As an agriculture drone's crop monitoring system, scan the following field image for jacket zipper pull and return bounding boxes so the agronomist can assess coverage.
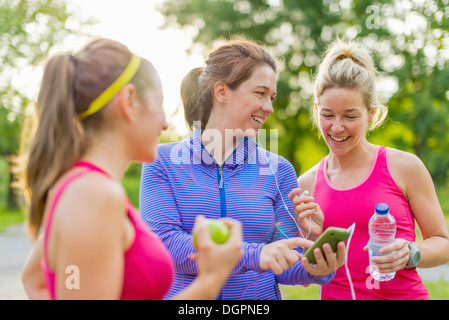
[218,165,224,189]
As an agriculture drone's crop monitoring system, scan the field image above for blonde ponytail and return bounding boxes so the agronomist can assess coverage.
[313,40,388,131]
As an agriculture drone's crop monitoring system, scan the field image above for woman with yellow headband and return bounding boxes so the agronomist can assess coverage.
[19,38,242,299]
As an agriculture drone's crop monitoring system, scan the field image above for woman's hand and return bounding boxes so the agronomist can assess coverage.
[363,238,410,273]
[302,241,346,276]
[259,237,345,276]
[191,216,243,282]
[173,216,243,300]
[259,237,314,275]
[288,187,324,241]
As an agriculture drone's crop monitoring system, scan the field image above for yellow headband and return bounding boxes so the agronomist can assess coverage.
[79,54,142,119]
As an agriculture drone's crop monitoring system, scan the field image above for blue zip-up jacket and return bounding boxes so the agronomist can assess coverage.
[139,130,334,299]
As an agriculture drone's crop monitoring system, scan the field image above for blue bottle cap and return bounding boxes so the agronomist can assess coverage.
[375,203,389,214]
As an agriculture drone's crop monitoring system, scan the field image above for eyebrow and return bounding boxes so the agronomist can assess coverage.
[319,107,361,113]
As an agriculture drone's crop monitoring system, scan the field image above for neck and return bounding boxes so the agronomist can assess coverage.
[81,132,131,181]
[202,123,245,165]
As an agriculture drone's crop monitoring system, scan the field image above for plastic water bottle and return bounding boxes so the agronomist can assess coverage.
[368,203,396,281]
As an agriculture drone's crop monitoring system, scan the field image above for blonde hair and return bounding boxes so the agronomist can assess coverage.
[313,40,388,131]
[19,38,153,239]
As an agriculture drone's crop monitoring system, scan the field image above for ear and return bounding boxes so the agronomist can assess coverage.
[368,106,376,123]
[117,84,139,122]
[213,80,229,105]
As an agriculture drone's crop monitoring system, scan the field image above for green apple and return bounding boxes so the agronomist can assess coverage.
[193,219,231,249]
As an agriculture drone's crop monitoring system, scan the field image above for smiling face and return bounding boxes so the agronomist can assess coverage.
[317,87,373,156]
[224,63,277,137]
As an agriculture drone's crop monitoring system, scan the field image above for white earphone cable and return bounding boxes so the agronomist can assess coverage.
[257,142,311,239]
[345,223,356,300]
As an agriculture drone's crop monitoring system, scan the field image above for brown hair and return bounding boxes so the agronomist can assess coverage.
[180,67,203,131]
[20,38,154,239]
[313,40,388,132]
[181,39,277,130]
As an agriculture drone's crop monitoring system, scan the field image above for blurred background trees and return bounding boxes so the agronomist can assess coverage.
[1,0,449,210]
[0,0,91,209]
[157,0,449,193]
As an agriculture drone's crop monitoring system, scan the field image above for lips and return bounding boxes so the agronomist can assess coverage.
[330,135,349,142]
[251,115,264,124]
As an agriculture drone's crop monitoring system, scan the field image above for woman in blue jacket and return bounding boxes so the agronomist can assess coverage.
[139,39,345,300]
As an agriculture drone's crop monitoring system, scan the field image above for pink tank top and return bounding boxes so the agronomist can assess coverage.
[41,161,174,299]
[314,146,429,300]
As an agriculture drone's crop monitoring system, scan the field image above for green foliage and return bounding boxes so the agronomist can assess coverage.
[0,0,90,208]
[0,207,24,233]
[157,0,449,185]
[0,157,8,208]
[437,184,449,216]
[122,162,143,209]
[0,0,84,155]
[1,0,72,67]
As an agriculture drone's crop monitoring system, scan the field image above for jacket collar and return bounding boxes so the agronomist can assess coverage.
[188,129,259,168]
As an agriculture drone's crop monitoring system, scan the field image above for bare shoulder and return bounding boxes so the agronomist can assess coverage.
[55,172,127,233]
[388,148,430,193]
[297,163,319,195]
[46,170,128,274]
[388,148,427,175]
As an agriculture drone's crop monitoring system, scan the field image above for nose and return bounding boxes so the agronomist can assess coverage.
[331,118,344,133]
[160,111,168,131]
[262,99,274,115]
[162,120,169,131]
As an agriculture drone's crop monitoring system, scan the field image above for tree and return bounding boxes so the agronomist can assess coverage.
[157,0,449,186]
[0,0,91,208]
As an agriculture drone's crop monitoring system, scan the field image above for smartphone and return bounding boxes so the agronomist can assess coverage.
[303,227,350,264]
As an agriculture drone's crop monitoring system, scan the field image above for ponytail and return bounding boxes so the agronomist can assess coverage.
[22,53,83,239]
[180,67,203,132]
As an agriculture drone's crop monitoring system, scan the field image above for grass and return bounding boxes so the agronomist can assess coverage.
[0,207,25,233]
[280,280,449,300]
[280,284,321,300]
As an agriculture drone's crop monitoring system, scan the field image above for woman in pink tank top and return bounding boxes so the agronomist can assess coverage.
[290,40,449,300]
[19,38,242,300]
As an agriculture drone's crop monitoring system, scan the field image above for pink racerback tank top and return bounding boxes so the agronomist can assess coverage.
[314,146,429,300]
[41,161,174,299]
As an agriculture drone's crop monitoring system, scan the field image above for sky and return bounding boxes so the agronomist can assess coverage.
[65,0,204,136]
